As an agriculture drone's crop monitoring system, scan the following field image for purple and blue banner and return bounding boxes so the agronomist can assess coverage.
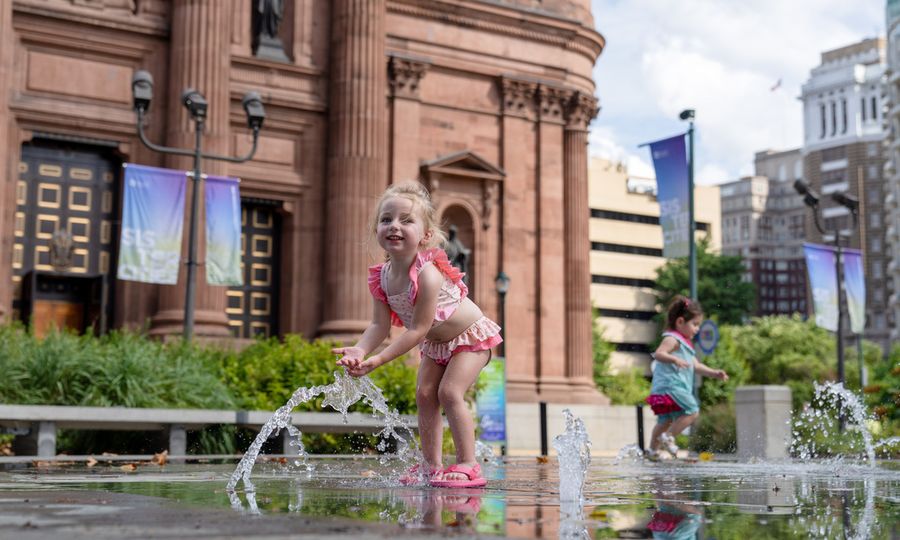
[842,248,866,334]
[647,134,690,258]
[803,243,838,332]
[205,176,243,286]
[477,357,506,443]
[117,164,187,284]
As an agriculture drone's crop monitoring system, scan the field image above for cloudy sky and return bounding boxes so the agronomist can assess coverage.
[588,0,885,184]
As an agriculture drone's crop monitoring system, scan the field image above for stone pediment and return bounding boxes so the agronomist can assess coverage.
[420,151,505,181]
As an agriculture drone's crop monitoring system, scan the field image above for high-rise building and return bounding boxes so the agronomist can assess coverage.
[800,37,892,351]
[589,158,721,373]
[720,149,808,316]
[883,1,900,345]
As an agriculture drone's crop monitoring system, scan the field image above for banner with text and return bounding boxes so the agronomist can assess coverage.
[476,357,506,444]
[205,175,243,286]
[117,164,186,284]
[647,134,690,258]
[803,243,838,332]
[842,248,866,334]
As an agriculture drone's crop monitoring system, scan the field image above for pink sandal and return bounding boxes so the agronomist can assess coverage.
[399,463,441,485]
[430,463,487,488]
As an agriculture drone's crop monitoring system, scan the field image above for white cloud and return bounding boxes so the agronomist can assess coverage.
[589,0,883,183]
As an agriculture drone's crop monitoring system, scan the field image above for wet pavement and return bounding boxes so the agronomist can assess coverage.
[1,455,899,539]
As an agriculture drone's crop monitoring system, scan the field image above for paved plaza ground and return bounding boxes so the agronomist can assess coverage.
[1,455,898,539]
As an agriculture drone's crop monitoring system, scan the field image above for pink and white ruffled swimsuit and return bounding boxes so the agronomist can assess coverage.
[367,248,503,365]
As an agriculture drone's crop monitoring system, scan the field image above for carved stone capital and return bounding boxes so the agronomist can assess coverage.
[389,57,429,99]
[566,92,600,130]
[499,78,538,119]
[538,86,573,124]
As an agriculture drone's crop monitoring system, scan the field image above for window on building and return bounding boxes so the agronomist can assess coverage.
[868,143,879,157]
[831,101,837,136]
[869,187,881,203]
[871,237,882,253]
[841,98,847,133]
[867,164,879,180]
[872,96,878,120]
[820,103,827,138]
[861,97,867,121]
[870,212,881,228]
[873,263,883,278]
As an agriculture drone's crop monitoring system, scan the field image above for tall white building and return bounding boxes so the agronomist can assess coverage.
[884,1,900,345]
[800,37,892,352]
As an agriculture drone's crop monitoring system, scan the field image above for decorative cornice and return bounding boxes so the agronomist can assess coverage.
[565,92,599,130]
[388,56,430,99]
[388,0,604,63]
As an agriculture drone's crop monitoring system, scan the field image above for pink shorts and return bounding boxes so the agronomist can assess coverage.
[420,316,503,365]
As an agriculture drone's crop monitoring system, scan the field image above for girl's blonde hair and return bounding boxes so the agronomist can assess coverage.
[371,181,447,252]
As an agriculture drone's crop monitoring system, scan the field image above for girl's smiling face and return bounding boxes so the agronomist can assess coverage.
[675,314,703,340]
[376,196,430,256]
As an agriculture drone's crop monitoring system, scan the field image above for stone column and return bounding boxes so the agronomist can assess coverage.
[151,0,232,337]
[498,78,540,402]
[535,85,570,400]
[563,92,604,402]
[318,0,387,340]
[388,55,428,183]
[0,0,13,318]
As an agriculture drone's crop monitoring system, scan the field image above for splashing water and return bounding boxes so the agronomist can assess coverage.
[226,369,419,493]
[790,381,876,465]
[553,409,591,504]
[614,444,645,464]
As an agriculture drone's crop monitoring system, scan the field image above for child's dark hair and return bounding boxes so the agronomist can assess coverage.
[666,295,703,329]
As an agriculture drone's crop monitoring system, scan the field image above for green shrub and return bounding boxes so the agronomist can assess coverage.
[596,369,651,406]
[0,323,233,409]
[690,402,736,453]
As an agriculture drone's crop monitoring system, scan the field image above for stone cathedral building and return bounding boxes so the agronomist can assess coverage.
[0,0,605,404]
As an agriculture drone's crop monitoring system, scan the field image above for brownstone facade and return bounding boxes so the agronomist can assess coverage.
[0,0,605,404]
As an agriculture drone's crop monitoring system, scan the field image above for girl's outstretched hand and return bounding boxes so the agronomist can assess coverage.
[344,357,380,378]
[333,346,365,370]
[715,369,729,381]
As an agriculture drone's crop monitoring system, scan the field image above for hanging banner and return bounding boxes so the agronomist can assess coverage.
[117,164,187,284]
[842,248,866,334]
[647,134,690,258]
[803,243,838,332]
[205,175,243,286]
[476,357,506,444]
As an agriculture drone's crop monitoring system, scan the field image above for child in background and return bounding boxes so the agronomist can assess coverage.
[334,182,502,487]
[645,296,728,459]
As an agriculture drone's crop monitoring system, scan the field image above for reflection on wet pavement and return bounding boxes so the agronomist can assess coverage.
[2,456,899,538]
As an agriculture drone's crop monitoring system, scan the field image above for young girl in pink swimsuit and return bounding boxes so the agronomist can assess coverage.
[335,182,502,488]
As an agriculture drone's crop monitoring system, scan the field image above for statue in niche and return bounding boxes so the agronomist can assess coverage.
[252,0,290,62]
[443,225,471,280]
[50,228,74,270]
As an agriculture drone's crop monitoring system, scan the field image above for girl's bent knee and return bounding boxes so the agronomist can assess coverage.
[416,386,439,406]
[437,385,465,408]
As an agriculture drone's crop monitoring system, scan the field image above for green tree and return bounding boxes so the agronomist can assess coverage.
[592,309,650,405]
[653,237,755,325]
[728,315,835,408]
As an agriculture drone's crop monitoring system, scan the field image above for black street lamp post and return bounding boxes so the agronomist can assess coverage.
[131,70,266,340]
[495,271,510,357]
[679,109,697,301]
[793,179,860,387]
